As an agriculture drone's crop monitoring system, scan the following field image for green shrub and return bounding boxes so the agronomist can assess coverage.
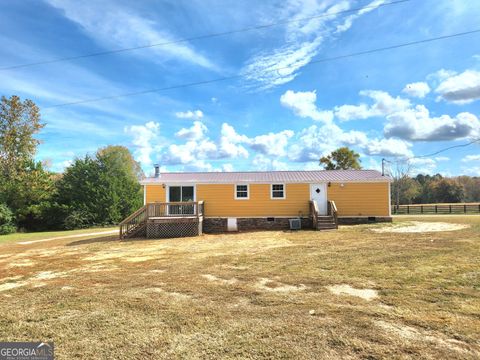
[63,210,91,230]
[0,203,16,235]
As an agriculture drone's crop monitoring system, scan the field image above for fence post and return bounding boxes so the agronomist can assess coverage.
[407,205,409,214]
[449,205,452,213]
[464,204,467,213]
[435,205,437,214]
[421,205,423,214]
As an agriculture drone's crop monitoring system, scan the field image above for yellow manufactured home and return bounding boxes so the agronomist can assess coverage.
[119,169,392,239]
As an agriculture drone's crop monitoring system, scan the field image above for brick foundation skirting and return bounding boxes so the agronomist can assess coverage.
[338,216,392,225]
[203,217,312,233]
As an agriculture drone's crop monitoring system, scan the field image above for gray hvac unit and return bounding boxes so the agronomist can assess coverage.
[289,218,301,230]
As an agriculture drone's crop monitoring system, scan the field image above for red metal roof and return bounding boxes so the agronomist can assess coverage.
[141,170,391,184]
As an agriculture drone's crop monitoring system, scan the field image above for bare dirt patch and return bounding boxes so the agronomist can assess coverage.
[327,284,378,301]
[125,255,156,262]
[201,274,238,285]
[6,259,35,268]
[255,278,307,293]
[0,281,28,292]
[372,221,469,233]
[34,271,69,280]
[376,320,475,354]
[144,287,192,300]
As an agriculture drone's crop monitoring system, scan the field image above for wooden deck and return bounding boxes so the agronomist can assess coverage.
[119,202,204,239]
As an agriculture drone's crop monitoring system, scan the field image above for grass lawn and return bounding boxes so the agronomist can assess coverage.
[0,216,479,359]
[0,226,118,245]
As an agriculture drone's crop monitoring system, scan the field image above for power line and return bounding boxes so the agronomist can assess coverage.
[384,138,480,167]
[43,29,480,109]
[0,0,412,71]
[409,138,480,160]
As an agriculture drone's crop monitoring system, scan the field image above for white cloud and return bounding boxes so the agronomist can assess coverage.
[124,121,160,166]
[435,70,480,104]
[364,138,413,158]
[222,163,234,172]
[163,122,217,165]
[175,121,208,140]
[163,139,217,165]
[409,158,437,175]
[252,154,289,171]
[461,166,480,176]
[427,69,457,83]
[250,130,294,156]
[218,123,250,158]
[288,123,368,162]
[402,82,431,98]
[45,0,216,70]
[384,105,480,141]
[335,90,410,121]
[242,0,385,88]
[182,160,215,172]
[175,110,204,120]
[435,156,450,162]
[280,90,333,123]
[461,154,480,162]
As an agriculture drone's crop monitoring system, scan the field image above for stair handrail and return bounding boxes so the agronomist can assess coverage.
[328,200,338,229]
[310,200,319,229]
[119,205,148,239]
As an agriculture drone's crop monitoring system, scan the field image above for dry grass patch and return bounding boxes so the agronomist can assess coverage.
[327,284,378,301]
[0,215,479,359]
[372,220,470,233]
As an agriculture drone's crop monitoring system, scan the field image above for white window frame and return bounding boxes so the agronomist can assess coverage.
[234,184,249,200]
[271,183,286,200]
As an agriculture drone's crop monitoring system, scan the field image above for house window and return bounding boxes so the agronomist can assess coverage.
[235,184,249,199]
[271,184,285,199]
[169,186,194,202]
[168,186,195,215]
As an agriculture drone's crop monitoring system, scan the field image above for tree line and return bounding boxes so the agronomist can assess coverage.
[0,96,143,234]
[319,147,480,206]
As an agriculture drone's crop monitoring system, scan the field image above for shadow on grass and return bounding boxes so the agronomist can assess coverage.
[67,235,119,246]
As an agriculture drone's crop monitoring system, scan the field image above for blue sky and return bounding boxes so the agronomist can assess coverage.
[1,0,480,176]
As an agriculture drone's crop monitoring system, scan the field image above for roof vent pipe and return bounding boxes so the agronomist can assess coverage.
[154,164,160,178]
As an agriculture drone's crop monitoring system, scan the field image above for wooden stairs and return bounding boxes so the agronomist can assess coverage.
[315,215,337,230]
[310,200,338,231]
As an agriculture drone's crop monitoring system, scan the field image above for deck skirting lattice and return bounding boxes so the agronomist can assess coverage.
[146,218,202,239]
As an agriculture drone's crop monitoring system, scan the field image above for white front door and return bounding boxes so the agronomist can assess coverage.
[310,183,327,215]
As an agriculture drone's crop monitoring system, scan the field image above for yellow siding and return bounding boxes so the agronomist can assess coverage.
[327,182,390,216]
[145,185,166,203]
[144,182,390,217]
[197,183,310,217]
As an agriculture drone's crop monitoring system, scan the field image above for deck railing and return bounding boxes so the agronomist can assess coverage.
[327,200,339,229]
[119,201,204,239]
[146,201,204,217]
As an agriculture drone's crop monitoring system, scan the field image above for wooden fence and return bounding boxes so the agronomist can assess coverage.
[393,203,480,215]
